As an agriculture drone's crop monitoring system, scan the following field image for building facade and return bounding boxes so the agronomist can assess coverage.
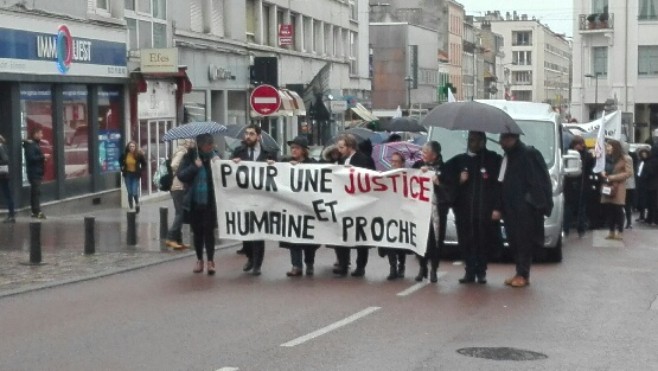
[572,0,658,142]
[478,11,571,111]
[0,2,128,212]
[445,0,464,101]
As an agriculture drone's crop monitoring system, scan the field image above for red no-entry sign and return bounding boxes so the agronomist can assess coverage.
[250,84,281,116]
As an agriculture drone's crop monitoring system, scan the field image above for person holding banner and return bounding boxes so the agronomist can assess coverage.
[412,141,451,283]
[177,134,220,275]
[333,133,377,277]
[600,140,632,240]
[379,152,409,280]
[231,124,278,276]
[279,135,321,277]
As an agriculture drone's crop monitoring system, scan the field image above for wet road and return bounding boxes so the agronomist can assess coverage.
[1,227,658,370]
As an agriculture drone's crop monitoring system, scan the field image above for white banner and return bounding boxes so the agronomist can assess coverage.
[212,161,433,255]
[565,110,622,139]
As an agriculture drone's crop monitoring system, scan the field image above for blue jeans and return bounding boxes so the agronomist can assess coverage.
[124,173,140,197]
[0,179,15,217]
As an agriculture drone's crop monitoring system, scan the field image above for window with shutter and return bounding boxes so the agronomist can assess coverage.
[190,0,203,33]
[211,0,225,37]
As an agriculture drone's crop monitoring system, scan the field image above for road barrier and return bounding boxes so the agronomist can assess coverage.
[159,207,168,240]
[84,217,95,255]
[29,222,41,264]
[127,211,137,246]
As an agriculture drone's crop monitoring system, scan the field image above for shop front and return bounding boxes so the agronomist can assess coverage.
[0,10,128,212]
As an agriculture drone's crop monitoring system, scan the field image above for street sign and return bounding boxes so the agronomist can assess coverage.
[250,84,281,116]
[330,100,348,112]
[279,24,293,46]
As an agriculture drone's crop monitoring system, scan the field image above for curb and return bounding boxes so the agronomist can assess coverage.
[0,241,241,300]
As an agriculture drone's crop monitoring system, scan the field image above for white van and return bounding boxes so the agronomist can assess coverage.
[427,100,582,262]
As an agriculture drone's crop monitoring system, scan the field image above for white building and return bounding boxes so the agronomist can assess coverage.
[477,11,571,110]
[572,0,658,142]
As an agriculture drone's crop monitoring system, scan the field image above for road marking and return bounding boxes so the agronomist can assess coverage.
[216,368,239,371]
[651,296,658,311]
[396,272,447,297]
[281,306,381,347]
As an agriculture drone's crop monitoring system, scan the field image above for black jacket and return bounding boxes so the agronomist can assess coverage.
[177,149,219,226]
[0,143,9,180]
[341,151,376,170]
[500,141,553,218]
[231,143,278,162]
[119,151,147,176]
[445,149,502,221]
[23,140,45,182]
[412,159,452,206]
[564,149,595,203]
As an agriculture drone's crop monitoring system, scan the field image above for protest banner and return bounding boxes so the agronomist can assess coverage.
[211,160,434,256]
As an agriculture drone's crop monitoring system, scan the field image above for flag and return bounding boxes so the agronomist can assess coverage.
[592,113,607,174]
[392,105,402,119]
[448,88,456,103]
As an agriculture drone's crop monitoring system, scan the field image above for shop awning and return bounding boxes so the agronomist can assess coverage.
[282,89,307,116]
[350,103,379,122]
[132,66,192,93]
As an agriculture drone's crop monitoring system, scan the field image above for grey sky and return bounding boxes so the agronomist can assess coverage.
[458,0,574,37]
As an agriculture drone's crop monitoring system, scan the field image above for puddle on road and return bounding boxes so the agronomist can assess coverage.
[457,347,548,361]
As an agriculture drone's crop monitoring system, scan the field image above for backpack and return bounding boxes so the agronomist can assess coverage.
[154,158,174,191]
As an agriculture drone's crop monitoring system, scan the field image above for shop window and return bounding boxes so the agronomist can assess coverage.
[98,86,123,173]
[20,85,55,185]
[125,0,135,11]
[62,85,89,179]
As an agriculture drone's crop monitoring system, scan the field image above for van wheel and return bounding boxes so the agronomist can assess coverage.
[546,237,563,263]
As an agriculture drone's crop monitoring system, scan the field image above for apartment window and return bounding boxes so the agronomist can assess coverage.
[245,0,256,42]
[333,27,340,56]
[513,91,532,101]
[639,46,658,75]
[639,0,658,20]
[211,0,225,37]
[349,0,358,21]
[512,31,532,46]
[126,0,168,50]
[97,0,109,10]
[324,24,332,55]
[314,21,322,53]
[592,47,607,76]
[512,71,532,84]
[512,51,532,65]
[263,5,272,46]
[349,31,358,75]
[304,17,312,52]
[592,0,608,13]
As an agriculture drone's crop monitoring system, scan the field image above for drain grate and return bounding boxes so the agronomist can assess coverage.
[457,347,548,361]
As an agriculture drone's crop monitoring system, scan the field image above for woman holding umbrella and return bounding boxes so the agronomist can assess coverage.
[412,141,451,283]
[177,133,221,275]
[279,136,321,276]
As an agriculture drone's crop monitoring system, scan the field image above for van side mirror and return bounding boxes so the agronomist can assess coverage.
[563,149,582,177]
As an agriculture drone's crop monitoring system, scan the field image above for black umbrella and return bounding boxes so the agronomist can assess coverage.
[380,117,427,133]
[222,124,281,151]
[421,101,524,135]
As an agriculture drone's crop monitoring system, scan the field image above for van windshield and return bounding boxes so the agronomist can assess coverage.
[427,120,556,168]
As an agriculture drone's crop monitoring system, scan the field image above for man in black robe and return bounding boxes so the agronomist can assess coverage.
[445,131,502,284]
[496,133,552,288]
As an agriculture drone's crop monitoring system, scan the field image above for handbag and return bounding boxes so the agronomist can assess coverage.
[601,182,617,197]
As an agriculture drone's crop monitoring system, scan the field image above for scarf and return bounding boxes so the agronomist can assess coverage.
[193,151,214,206]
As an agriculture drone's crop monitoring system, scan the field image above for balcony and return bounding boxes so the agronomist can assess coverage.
[579,13,614,32]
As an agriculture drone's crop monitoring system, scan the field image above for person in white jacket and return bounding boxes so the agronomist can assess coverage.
[165,139,194,249]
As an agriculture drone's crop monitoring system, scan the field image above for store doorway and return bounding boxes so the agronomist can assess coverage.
[138,119,173,197]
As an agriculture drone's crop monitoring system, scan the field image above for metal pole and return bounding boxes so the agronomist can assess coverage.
[29,222,42,264]
[159,207,168,240]
[127,211,137,246]
[84,217,95,255]
[595,74,599,117]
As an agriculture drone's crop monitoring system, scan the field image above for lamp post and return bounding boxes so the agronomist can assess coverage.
[404,76,413,110]
[585,72,601,118]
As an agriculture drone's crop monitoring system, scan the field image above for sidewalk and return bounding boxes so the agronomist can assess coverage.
[0,198,239,298]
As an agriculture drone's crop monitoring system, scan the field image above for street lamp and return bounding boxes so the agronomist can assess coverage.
[585,72,601,118]
[404,76,413,110]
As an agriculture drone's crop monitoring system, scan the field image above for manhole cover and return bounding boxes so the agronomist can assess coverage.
[457,347,548,361]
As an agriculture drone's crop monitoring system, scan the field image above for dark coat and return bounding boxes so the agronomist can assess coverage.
[0,143,9,180]
[279,156,321,249]
[23,140,45,182]
[412,159,452,207]
[445,149,502,221]
[500,141,553,218]
[564,149,595,204]
[177,150,220,226]
[342,151,376,170]
[642,145,658,191]
[119,151,147,176]
[231,143,278,162]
